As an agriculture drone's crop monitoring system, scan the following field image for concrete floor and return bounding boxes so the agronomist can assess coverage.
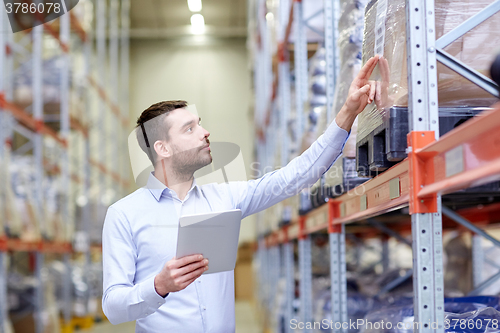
[79,300,262,333]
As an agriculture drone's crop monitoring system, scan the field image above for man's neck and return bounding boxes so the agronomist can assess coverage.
[153,162,194,201]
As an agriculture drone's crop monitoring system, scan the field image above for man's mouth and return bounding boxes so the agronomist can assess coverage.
[201,144,210,151]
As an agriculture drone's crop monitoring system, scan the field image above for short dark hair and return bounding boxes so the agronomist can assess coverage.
[135,100,188,164]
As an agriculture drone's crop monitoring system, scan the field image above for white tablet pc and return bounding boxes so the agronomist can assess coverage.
[175,209,242,274]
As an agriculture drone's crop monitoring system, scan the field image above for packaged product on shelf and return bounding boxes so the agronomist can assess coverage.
[301,47,328,153]
[443,232,472,296]
[358,0,500,143]
[360,297,500,333]
[326,0,368,192]
[13,56,73,107]
[311,234,330,275]
[476,231,500,295]
[332,0,368,153]
[48,260,103,318]
[8,156,42,240]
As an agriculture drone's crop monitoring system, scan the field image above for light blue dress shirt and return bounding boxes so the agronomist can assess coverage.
[102,120,349,332]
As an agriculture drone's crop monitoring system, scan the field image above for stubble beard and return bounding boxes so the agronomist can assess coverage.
[171,146,212,181]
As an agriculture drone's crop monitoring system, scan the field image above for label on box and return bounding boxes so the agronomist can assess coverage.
[374,0,388,56]
[389,178,400,199]
[360,194,367,211]
[445,145,464,178]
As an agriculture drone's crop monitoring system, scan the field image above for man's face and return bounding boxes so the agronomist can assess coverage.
[163,108,212,173]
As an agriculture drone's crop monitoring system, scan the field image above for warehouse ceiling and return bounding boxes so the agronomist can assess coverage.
[129,0,248,39]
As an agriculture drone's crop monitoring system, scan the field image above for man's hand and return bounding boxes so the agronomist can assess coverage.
[335,55,379,132]
[154,254,209,297]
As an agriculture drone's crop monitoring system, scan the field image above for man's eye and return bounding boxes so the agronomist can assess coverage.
[187,127,192,132]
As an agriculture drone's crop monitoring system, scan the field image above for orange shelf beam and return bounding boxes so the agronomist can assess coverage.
[416,106,500,198]
[0,94,67,147]
[87,76,129,127]
[0,237,72,253]
[263,104,500,246]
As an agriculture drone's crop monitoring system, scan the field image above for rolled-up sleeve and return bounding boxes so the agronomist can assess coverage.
[228,119,350,219]
[102,206,167,325]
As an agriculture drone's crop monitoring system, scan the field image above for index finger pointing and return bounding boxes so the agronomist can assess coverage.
[358,55,380,80]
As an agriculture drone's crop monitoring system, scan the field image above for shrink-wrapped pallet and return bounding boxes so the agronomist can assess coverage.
[358,0,500,142]
[331,0,368,157]
[301,47,328,153]
[325,0,369,193]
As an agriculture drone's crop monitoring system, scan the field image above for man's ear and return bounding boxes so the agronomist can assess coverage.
[154,140,171,160]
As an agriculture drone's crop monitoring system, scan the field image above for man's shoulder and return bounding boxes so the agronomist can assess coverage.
[108,187,149,213]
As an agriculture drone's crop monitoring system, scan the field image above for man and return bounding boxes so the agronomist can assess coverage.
[102,56,379,332]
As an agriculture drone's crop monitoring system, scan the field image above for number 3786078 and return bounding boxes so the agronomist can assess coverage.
[5,2,62,14]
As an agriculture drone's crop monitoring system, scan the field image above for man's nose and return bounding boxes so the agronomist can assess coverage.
[202,127,210,139]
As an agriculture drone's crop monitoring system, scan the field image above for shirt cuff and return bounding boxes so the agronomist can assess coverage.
[319,118,350,150]
[139,275,168,311]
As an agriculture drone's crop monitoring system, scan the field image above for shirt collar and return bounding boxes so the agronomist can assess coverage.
[146,172,200,202]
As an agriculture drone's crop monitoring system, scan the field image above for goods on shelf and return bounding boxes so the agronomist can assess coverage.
[356,106,491,175]
[48,260,102,318]
[324,156,368,198]
[7,155,42,239]
[13,56,73,106]
[331,0,368,157]
[357,0,500,170]
[75,199,107,244]
[360,297,500,333]
[301,47,327,153]
[6,154,69,241]
[325,0,369,194]
[361,0,500,121]
[7,269,60,333]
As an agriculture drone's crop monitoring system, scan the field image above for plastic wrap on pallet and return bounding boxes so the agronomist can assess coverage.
[48,260,102,318]
[8,154,69,241]
[358,0,500,142]
[477,237,500,296]
[13,56,73,105]
[301,47,328,153]
[360,297,500,333]
[311,278,379,333]
[444,232,472,296]
[8,156,41,239]
[7,270,60,332]
[332,0,368,158]
[324,0,368,195]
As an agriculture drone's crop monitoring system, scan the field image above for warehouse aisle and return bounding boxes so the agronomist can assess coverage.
[78,301,262,332]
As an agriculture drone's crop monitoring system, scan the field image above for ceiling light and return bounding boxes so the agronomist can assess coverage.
[188,0,202,12]
[190,14,205,34]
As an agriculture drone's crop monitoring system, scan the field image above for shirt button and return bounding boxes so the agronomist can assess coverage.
[198,280,201,283]
[158,302,162,305]
[203,307,206,310]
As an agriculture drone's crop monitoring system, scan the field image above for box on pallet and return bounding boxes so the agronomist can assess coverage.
[356,0,500,175]
[360,0,500,140]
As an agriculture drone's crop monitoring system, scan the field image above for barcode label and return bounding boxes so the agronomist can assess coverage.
[374,0,388,57]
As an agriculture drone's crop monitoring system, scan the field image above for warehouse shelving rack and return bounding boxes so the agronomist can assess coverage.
[0,1,130,332]
[253,0,500,332]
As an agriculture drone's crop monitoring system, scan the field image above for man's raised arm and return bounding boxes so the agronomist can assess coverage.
[226,56,379,219]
